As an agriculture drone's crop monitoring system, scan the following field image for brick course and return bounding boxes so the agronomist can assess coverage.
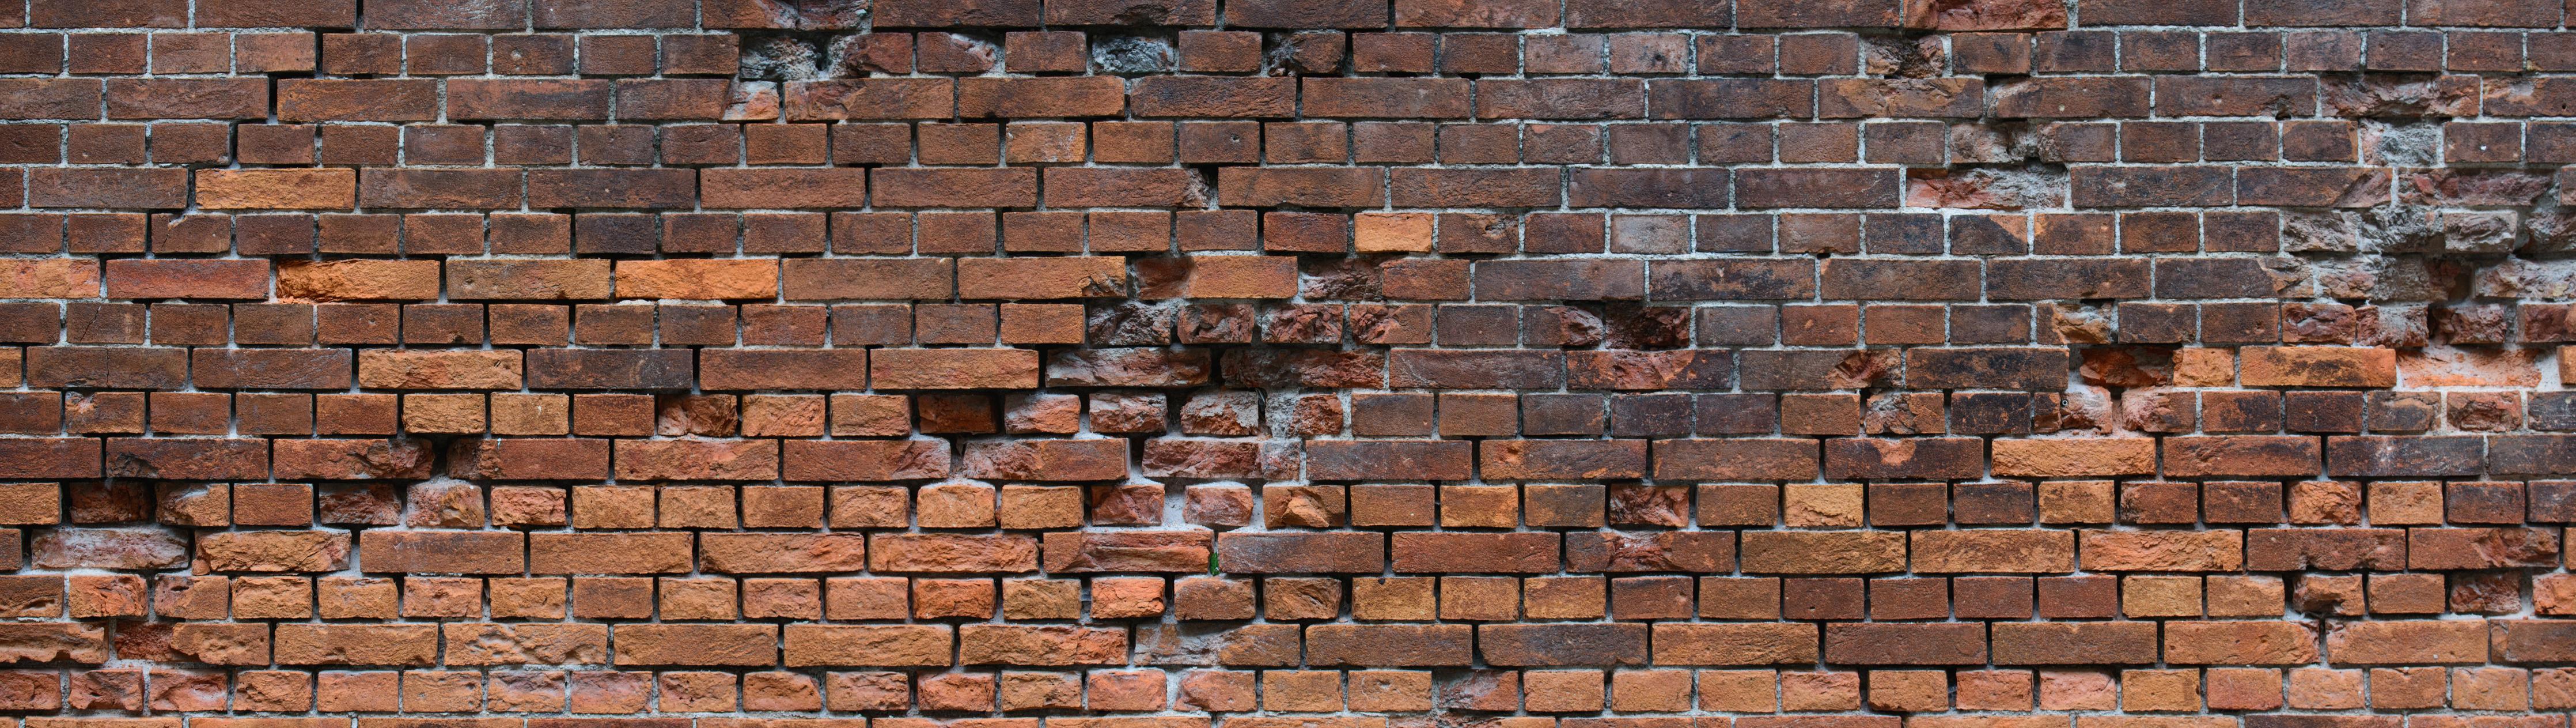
[0,0,2569,725]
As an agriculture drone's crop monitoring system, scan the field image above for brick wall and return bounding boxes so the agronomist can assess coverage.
[0,0,2571,726]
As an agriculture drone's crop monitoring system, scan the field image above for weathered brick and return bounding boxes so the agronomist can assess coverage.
[30,168,185,208]
[2240,346,2396,387]
[446,259,612,300]
[1130,77,1295,118]
[1911,530,2075,572]
[526,169,697,209]
[1740,531,1905,573]
[615,259,778,300]
[1653,439,1820,480]
[785,78,957,120]
[529,532,692,574]
[956,257,1126,299]
[0,5,2563,721]
[1649,623,1819,665]
[2242,528,2405,571]
[1480,439,1648,480]
[783,625,952,666]
[1824,437,1984,480]
[1990,622,2158,665]
[1477,79,1647,119]
[2079,529,2244,571]
[1226,0,1387,27]
[2320,621,2486,664]
[700,533,868,573]
[105,438,266,480]
[1216,532,1387,573]
[1479,623,1647,666]
[274,439,435,480]
[782,259,955,300]
[1824,623,1988,665]
[1218,167,1384,208]
[958,625,1127,665]
[870,533,1039,572]
[525,349,693,389]
[874,349,1040,389]
[1041,530,1211,572]
[2492,620,2576,662]
[781,440,951,481]
[871,168,1038,208]
[2325,435,2484,477]
[1738,169,1903,209]
[194,169,354,210]
[449,438,611,480]
[359,168,524,209]
[1388,350,1564,389]
[1044,168,1206,208]
[1990,77,2153,118]
[0,259,96,298]
[700,168,869,209]
[278,80,441,121]
[1391,168,1562,208]
[1306,624,1471,666]
[2165,622,2318,665]
[357,350,523,390]
[103,259,268,300]
[104,78,268,119]
[1306,440,1473,480]
[273,624,436,666]
[2163,436,2323,478]
[1392,533,1558,573]
[441,623,606,666]
[701,350,869,391]
[612,624,778,666]
[358,531,524,574]
[447,79,612,120]
[615,439,780,481]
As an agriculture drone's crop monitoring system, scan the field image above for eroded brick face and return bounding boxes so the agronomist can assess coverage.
[0,0,2572,726]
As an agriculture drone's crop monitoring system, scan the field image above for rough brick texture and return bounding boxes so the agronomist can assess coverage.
[1,0,2575,726]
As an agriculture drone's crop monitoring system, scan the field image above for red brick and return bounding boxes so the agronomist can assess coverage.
[194,169,354,210]
[1990,622,2158,665]
[870,534,1039,573]
[529,532,691,574]
[1649,623,1819,665]
[2321,621,2486,664]
[611,624,776,666]
[0,6,2561,719]
[783,625,951,666]
[700,168,868,209]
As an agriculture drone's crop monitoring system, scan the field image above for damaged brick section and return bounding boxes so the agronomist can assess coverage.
[3,0,2576,725]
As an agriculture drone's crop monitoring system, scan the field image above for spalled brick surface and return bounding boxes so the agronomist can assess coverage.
[5,0,2576,726]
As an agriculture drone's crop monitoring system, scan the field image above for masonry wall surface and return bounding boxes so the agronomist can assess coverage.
[0,0,2568,727]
